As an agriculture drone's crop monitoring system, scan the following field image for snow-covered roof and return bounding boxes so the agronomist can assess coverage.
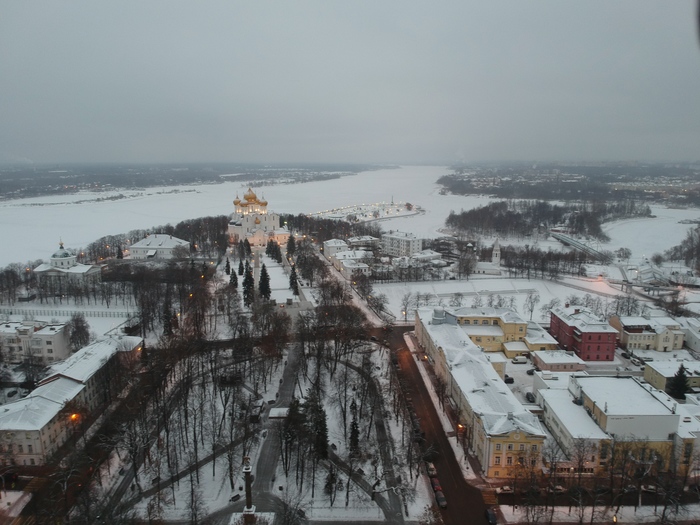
[552,305,617,334]
[41,336,142,385]
[533,350,585,365]
[463,325,504,337]
[524,322,558,346]
[450,307,526,325]
[504,341,528,352]
[34,262,98,275]
[131,234,188,249]
[323,239,348,247]
[418,308,545,438]
[333,250,370,260]
[646,360,700,378]
[539,389,609,440]
[0,377,85,431]
[574,376,672,416]
[346,235,378,242]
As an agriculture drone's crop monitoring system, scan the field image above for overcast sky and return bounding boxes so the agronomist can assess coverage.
[1,1,698,165]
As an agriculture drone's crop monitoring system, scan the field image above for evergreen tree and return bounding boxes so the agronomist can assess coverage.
[229,270,238,290]
[349,412,360,457]
[237,240,246,260]
[289,266,300,296]
[238,260,244,276]
[116,246,123,259]
[67,312,91,352]
[287,235,296,257]
[668,364,690,399]
[265,240,273,257]
[259,264,271,300]
[225,257,230,275]
[243,239,252,256]
[242,268,255,307]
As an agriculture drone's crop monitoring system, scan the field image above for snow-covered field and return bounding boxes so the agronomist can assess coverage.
[3,165,698,267]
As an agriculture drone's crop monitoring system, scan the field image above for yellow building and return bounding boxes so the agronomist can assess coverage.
[644,360,700,392]
[415,307,546,478]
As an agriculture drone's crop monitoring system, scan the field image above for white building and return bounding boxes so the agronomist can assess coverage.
[339,260,370,280]
[130,234,190,260]
[381,231,422,257]
[228,188,290,247]
[322,239,348,260]
[0,336,142,466]
[34,242,102,298]
[346,236,380,250]
[0,321,70,364]
[474,239,502,275]
[330,250,371,272]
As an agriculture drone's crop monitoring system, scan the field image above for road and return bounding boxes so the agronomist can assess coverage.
[390,333,489,525]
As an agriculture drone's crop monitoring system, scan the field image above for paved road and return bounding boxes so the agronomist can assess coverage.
[393,340,488,525]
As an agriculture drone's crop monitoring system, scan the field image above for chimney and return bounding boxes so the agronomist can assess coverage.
[574,308,580,314]
[565,302,570,308]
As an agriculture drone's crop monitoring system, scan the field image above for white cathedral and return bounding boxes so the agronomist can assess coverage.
[227,188,290,247]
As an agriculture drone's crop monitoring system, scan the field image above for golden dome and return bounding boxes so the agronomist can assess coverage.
[260,198,268,206]
[233,195,241,205]
[243,188,257,202]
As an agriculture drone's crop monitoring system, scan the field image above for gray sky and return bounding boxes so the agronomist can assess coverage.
[1,1,699,164]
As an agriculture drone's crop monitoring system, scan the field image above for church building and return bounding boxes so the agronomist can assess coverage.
[33,242,102,299]
[228,188,290,247]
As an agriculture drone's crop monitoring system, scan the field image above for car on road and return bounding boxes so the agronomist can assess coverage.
[525,392,536,403]
[620,351,630,359]
[527,368,535,375]
[496,485,513,494]
[370,336,378,341]
[485,507,498,524]
[434,490,447,508]
[426,462,437,477]
[504,375,514,384]
[641,484,665,495]
[430,478,442,492]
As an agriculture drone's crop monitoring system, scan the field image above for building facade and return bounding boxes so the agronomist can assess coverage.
[129,234,190,260]
[0,321,70,364]
[381,231,422,257]
[549,305,617,361]
[610,315,685,352]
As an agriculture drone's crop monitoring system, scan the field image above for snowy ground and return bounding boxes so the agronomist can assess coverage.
[1,165,699,268]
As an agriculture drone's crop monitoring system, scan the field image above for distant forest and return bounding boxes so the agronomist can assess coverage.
[445,200,652,241]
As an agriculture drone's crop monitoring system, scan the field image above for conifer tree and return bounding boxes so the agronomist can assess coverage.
[225,257,230,275]
[349,412,360,457]
[243,239,252,256]
[242,267,255,307]
[289,266,300,296]
[259,264,271,300]
[229,270,238,290]
[287,235,296,257]
[238,260,244,276]
[668,364,690,399]
[116,246,123,259]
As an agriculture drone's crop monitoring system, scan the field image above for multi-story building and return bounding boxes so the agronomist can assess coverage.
[549,305,617,361]
[415,307,546,478]
[129,234,189,260]
[0,321,70,364]
[609,315,684,352]
[33,242,102,300]
[228,188,290,247]
[536,375,700,478]
[322,239,348,260]
[346,236,380,251]
[0,336,142,467]
[381,231,422,257]
[449,307,528,353]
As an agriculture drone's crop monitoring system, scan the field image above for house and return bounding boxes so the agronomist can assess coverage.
[130,234,189,260]
[228,188,290,247]
[381,231,422,257]
[346,236,380,250]
[0,336,142,467]
[415,307,546,478]
[0,321,70,364]
[610,315,685,352]
[549,305,617,361]
[339,260,370,280]
[449,307,528,353]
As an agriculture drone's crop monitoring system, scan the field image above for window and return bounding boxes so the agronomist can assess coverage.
[464,320,470,325]
[482,320,488,325]
[28,445,33,453]
[531,444,537,451]
[18,445,23,453]
[30,458,35,465]
[531,458,537,466]
[495,444,501,451]
[519,327,524,332]
[519,444,525,451]
[46,340,52,345]
[506,457,513,465]
[495,456,501,465]
[47,349,53,354]
[493,320,499,325]
[507,444,513,451]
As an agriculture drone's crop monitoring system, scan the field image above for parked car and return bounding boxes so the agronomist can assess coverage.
[426,462,437,477]
[547,485,565,494]
[496,485,513,494]
[525,392,536,403]
[504,375,514,384]
[641,484,665,495]
[620,351,630,359]
[434,490,447,509]
[485,507,498,524]
[430,478,442,492]
[527,368,535,375]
